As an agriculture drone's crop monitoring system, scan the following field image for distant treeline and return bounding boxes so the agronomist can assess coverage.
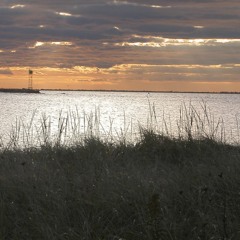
[40,89,240,94]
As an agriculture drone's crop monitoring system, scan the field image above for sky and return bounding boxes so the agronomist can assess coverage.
[0,0,240,91]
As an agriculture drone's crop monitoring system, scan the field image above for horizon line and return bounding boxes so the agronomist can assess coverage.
[0,87,240,94]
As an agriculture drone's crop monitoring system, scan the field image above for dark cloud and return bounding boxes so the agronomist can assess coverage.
[0,69,13,75]
[0,0,239,70]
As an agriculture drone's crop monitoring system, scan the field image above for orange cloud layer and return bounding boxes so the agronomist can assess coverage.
[1,64,240,92]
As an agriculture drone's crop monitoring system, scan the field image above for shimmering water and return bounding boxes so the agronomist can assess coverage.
[1,90,240,146]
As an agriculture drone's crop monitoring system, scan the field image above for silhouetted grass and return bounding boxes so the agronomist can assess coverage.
[1,102,240,239]
[1,129,240,239]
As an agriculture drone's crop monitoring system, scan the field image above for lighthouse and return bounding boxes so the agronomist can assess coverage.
[28,69,33,90]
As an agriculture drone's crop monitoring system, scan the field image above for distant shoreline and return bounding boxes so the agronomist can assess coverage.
[40,89,240,94]
[0,88,40,93]
[0,88,239,94]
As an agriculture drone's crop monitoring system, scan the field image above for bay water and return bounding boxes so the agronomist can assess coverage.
[1,90,240,147]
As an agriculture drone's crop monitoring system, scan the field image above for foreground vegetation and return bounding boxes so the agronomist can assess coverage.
[1,129,240,240]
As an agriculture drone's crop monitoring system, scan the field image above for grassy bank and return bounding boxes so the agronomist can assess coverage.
[1,130,240,239]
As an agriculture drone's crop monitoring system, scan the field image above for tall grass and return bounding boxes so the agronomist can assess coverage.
[1,102,240,239]
[0,101,231,150]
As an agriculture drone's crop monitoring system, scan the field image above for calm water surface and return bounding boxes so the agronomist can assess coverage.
[1,90,240,145]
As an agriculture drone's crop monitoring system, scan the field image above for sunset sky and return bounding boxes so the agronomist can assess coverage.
[0,0,240,91]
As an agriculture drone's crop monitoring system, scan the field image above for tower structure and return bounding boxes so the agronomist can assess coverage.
[28,69,33,90]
